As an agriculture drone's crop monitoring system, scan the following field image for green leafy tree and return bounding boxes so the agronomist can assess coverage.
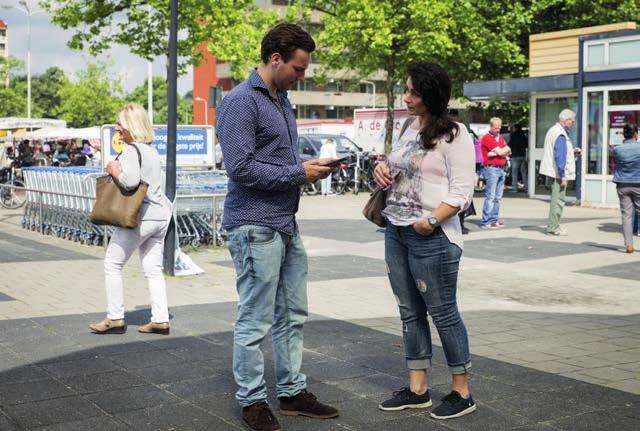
[0,56,25,84]
[198,0,280,80]
[127,76,193,124]
[56,63,124,127]
[41,0,278,80]
[0,58,27,117]
[300,0,527,153]
[522,0,640,60]
[41,0,210,74]
[0,80,27,117]
[31,67,69,119]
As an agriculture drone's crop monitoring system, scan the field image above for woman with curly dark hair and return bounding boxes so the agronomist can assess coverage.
[373,62,476,420]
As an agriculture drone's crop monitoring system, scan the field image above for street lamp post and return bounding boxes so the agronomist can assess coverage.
[359,80,376,109]
[194,97,207,125]
[2,1,43,119]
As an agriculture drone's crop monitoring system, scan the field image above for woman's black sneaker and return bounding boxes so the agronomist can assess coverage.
[430,390,476,419]
[378,387,432,411]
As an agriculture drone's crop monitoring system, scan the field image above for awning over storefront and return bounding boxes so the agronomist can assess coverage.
[463,74,578,101]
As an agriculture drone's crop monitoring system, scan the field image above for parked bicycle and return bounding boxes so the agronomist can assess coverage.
[0,160,26,209]
[346,151,385,195]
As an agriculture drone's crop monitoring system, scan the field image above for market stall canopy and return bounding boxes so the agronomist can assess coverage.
[21,127,101,145]
[0,117,66,130]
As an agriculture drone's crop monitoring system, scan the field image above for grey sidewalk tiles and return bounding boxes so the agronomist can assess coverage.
[0,304,638,430]
[215,254,387,282]
[462,237,610,262]
[0,231,98,263]
[576,261,640,282]
[298,219,384,243]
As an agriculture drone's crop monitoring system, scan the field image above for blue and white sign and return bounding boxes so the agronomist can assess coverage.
[101,125,215,167]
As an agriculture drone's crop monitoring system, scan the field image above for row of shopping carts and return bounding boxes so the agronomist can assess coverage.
[175,170,227,247]
[21,166,228,248]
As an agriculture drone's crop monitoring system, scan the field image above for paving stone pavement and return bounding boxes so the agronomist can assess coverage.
[0,194,639,430]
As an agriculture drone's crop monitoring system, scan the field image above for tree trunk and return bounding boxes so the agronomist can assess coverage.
[384,58,396,155]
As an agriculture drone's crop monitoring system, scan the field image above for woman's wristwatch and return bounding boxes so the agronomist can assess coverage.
[427,214,440,228]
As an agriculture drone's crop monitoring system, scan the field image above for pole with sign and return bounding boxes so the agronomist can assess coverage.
[163,0,178,275]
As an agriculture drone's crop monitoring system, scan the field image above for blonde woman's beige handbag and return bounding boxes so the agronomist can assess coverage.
[90,144,148,229]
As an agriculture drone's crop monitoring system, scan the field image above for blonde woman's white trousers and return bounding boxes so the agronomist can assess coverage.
[104,219,170,323]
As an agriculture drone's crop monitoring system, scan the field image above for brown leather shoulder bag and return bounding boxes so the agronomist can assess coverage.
[90,144,149,229]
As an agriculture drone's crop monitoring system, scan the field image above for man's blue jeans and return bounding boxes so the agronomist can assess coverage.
[227,225,308,407]
[482,166,506,225]
[385,224,471,374]
[510,156,528,192]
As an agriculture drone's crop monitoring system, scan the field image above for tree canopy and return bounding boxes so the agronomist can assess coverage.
[300,0,528,152]
[56,63,125,128]
[127,76,193,124]
[41,0,279,79]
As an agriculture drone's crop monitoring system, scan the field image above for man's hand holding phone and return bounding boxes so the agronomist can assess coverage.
[303,159,333,182]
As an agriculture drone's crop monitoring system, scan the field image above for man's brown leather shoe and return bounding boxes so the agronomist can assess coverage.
[279,390,339,419]
[89,318,126,334]
[242,401,281,431]
[138,322,170,335]
[626,245,635,254]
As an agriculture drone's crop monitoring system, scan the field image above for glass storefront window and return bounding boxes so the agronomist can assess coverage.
[586,92,603,175]
[533,96,578,197]
[607,110,640,175]
[609,89,640,106]
[535,97,578,148]
[609,39,640,65]
[587,44,605,67]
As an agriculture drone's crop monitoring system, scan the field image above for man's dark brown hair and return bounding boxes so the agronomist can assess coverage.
[261,23,316,64]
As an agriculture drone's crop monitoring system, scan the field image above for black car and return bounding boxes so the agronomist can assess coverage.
[297,134,361,162]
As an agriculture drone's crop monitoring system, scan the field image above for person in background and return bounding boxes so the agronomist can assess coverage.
[89,103,173,335]
[539,109,581,236]
[53,143,70,166]
[480,117,510,229]
[508,124,528,193]
[470,129,484,190]
[32,142,48,166]
[17,140,33,167]
[612,124,640,253]
[319,138,337,196]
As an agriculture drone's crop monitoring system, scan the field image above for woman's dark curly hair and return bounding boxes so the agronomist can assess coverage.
[406,62,459,150]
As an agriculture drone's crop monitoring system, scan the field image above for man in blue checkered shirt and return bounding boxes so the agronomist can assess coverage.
[216,23,339,431]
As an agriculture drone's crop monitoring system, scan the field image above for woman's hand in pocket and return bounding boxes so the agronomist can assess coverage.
[413,219,434,236]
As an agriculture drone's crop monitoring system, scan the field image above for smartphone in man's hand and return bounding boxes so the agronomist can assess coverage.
[319,156,350,168]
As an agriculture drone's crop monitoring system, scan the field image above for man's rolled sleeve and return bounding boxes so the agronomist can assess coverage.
[218,95,305,191]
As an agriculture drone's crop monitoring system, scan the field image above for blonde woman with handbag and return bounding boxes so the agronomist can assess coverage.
[89,103,173,335]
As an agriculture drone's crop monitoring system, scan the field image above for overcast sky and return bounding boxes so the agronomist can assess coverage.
[2,2,193,95]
